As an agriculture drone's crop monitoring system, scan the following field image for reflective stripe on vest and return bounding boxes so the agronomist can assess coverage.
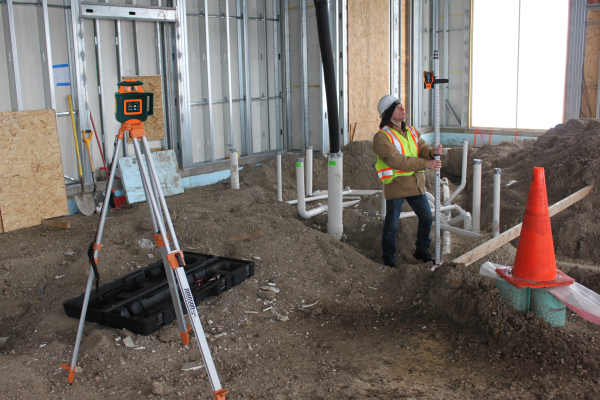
[375,125,423,184]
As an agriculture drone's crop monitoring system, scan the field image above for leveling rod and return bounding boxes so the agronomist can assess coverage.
[424,50,448,265]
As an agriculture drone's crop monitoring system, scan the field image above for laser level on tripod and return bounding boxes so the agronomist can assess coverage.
[62,80,228,400]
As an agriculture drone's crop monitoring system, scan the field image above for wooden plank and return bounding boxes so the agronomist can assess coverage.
[453,185,593,266]
[41,219,70,229]
[118,150,183,204]
[0,109,69,232]
[122,75,165,142]
[348,0,390,142]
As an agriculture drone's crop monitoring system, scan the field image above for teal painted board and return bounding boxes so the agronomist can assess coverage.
[118,150,184,204]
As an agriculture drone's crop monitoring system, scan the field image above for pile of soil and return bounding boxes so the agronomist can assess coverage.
[460,118,600,261]
[1,136,600,399]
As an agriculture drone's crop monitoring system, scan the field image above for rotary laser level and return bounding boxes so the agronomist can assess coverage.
[114,80,154,123]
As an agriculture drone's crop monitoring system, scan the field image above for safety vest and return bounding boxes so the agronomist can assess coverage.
[375,125,423,184]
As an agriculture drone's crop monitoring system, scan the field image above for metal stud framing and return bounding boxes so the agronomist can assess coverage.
[300,0,309,149]
[38,0,55,110]
[0,0,354,176]
[2,0,23,111]
[565,0,585,120]
[462,0,470,127]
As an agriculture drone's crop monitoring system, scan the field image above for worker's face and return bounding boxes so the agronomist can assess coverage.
[392,103,405,120]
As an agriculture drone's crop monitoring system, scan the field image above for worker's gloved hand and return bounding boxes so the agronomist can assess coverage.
[426,159,442,171]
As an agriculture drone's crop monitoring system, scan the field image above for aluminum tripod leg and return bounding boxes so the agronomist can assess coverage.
[62,136,123,384]
[131,135,227,398]
[136,145,189,344]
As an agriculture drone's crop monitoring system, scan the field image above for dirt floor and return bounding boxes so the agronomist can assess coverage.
[2,119,600,399]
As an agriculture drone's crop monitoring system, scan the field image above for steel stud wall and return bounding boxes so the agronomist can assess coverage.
[0,0,349,183]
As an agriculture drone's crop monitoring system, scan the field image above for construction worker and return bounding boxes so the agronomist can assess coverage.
[373,95,442,267]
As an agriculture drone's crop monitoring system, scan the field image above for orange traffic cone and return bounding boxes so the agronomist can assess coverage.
[496,167,574,289]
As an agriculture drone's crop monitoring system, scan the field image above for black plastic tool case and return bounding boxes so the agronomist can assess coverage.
[63,252,255,334]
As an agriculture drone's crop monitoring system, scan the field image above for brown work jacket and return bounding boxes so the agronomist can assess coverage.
[372,123,434,200]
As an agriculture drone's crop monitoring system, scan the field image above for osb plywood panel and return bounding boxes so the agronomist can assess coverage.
[582,10,600,118]
[348,0,390,142]
[0,110,68,232]
[122,75,165,142]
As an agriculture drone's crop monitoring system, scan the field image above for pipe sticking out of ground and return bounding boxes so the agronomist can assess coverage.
[472,159,482,233]
[277,152,282,202]
[493,168,501,237]
[230,149,239,190]
[305,146,313,197]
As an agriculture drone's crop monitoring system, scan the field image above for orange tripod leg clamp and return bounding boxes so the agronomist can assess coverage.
[153,233,170,248]
[214,389,229,400]
[166,251,186,270]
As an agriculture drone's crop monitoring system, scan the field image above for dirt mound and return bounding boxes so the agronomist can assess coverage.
[463,119,600,261]
[430,262,600,374]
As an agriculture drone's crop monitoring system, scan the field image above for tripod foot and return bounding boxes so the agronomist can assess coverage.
[60,363,77,384]
[214,389,229,400]
[180,326,192,346]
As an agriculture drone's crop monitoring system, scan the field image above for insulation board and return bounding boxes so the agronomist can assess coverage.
[118,150,183,204]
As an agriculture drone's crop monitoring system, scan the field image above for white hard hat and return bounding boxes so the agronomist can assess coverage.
[377,95,399,118]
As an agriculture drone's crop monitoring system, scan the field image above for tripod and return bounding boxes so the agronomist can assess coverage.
[62,81,228,400]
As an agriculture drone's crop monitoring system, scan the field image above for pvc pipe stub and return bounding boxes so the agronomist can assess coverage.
[474,159,482,165]
[329,151,342,159]
[494,168,501,175]
[306,146,313,150]
[296,158,304,164]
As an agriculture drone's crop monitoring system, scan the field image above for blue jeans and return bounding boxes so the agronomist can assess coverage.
[382,194,432,264]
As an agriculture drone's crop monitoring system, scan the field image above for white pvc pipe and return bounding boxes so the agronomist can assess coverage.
[400,204,467,219]
[493,168,501,237]
[277,152,282,201]
[380,182,386,221]
[306,146,313,197]
[230,148,239,189]
[442,178,451,255]
[472,159,482,233]
[327,152,343,240]
[445,139,468,205]
[286,189,380,205]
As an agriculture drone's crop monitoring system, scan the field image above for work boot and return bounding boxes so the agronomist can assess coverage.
[414,249,432,263]
[384,261,396,268]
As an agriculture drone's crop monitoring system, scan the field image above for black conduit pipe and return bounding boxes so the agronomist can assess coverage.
[313,0,340,154]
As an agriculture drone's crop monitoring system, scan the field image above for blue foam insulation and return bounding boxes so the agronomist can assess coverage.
[420,132,538,147]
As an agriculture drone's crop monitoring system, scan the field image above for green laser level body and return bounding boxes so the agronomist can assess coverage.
[114,80,154,123]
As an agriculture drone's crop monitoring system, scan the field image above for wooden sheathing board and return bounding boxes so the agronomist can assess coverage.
[122,75,165,142]
[348,0,390,142]
[0,110,69,233]
[581,10,600,118]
